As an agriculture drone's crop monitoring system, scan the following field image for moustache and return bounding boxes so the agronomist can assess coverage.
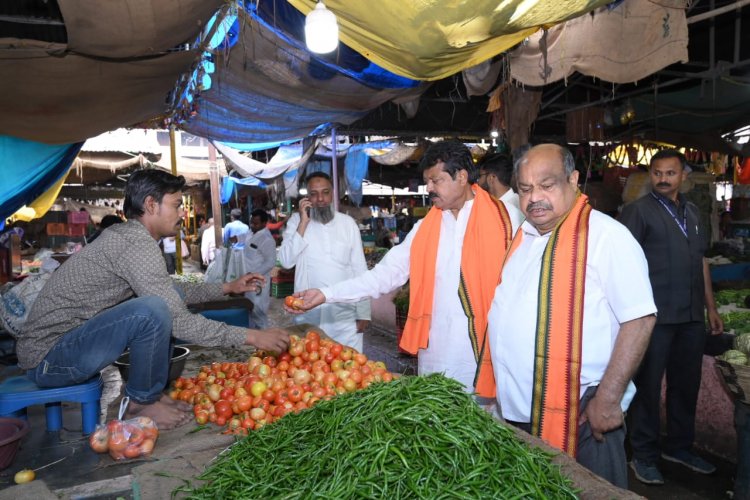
[428,192,439,199]
[526,201,552,211]
[656,182,671,188]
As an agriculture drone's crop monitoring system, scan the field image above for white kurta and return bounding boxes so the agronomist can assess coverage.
[242,228,277,329]
[201,226,222,265]
[500,188,521,210]
[488,210,657,422]
[322,198,523,392]
[278,212,371,351]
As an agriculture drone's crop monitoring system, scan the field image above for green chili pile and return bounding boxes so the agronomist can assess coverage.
[177,374,579,499]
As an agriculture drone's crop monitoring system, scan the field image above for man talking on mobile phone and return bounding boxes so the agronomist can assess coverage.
[278,172,370,351]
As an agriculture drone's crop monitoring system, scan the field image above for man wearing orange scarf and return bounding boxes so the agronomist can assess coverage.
[287,140,522,398]
[488,144,657,488]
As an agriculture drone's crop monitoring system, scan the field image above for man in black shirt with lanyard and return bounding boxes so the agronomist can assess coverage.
[620,149,723,485]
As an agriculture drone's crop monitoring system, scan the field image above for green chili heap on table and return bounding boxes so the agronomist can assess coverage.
[177,374,579,499]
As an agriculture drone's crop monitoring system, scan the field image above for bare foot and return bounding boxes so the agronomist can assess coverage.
[125,399,192,430]
[161,393,192,411]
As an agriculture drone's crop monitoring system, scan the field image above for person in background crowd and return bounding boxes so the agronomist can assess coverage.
[265,213,287,245]
[243,209,276,329]
[374,218,393,249]
[278,172,371,351]
[200,217,221,268]
[87,214,123,243]
[477,152,520,210]
[285,140,522,401]
[223,208,249,248]
[620,149,723,485]
[161,232,179,275]
[489,143,656,488]
[17,170,290,430]
[196,214,208,241]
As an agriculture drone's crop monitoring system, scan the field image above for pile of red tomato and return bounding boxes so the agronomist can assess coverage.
[169,331,397,435]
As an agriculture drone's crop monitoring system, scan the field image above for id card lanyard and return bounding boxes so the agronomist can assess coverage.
[651,193,688,238]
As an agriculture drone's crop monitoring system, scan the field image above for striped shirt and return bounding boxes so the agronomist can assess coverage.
[17,219,248,369]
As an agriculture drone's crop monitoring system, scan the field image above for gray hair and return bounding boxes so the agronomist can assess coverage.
[514,144,576,178]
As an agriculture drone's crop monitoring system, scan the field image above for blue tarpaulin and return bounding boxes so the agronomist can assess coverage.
[344,141,394,206]
[0,136,83,221]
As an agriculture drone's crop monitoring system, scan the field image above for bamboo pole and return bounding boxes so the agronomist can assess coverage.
[170,126,183,275]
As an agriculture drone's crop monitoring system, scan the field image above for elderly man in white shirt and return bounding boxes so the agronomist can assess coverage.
[278,172,371,351]
[243,209,277,329]
[488,144,656,488]
[285,140,523,399]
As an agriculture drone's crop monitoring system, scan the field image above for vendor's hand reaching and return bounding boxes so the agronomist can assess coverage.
[283,289,325,314]
[246,328,290,352]
[223,273,265,295]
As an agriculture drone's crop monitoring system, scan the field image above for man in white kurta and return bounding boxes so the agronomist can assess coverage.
[278,173,370,351]
[200,218,221,266]
[243,209,277,329]
[319,198,522,391]
[287,142,523,394]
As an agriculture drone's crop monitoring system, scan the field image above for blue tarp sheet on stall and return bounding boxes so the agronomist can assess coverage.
[0,136,83,221]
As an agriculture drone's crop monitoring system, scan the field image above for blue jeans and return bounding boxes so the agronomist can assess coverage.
[27,296,173,404]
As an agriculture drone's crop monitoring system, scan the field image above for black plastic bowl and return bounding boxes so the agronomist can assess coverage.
[114,345,190,383]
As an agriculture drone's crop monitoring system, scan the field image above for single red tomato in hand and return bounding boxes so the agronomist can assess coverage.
[284,296,305,310]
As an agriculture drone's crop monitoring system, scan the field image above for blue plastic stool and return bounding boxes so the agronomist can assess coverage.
[0,375,103,435]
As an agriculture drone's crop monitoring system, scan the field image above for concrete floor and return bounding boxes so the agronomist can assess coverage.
[0,294,743,498]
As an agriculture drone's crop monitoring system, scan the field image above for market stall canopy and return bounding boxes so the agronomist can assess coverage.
[288,0,614,81]
[68,129,228,186]
[0,0,636,147]
[0,0,222,145]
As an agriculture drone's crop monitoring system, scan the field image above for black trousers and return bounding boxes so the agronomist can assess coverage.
[628,321,706,462]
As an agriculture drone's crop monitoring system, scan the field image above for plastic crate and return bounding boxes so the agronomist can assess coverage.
[271,276,294,284]
[271,282,295,298]
[42,211,67,223]
[46,223,68,236]
[68,223,87,236]
[67,211,89,224]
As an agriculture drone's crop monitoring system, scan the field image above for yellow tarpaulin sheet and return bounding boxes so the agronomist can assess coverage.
[289,0,612,81]
[9,173,67,223]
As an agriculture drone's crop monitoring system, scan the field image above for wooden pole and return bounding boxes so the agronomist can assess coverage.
[170,126,183,275]
[209,144,223,250]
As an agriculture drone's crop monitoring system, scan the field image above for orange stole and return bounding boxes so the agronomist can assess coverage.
[400,186,513,397]
[505,193,591,456]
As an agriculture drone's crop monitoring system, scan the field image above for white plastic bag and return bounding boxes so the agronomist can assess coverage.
[204,248,226,284]
[0,258,59,337]
[225,247,247,282]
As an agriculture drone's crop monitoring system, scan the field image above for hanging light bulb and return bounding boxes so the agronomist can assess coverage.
[305,1,339,54]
